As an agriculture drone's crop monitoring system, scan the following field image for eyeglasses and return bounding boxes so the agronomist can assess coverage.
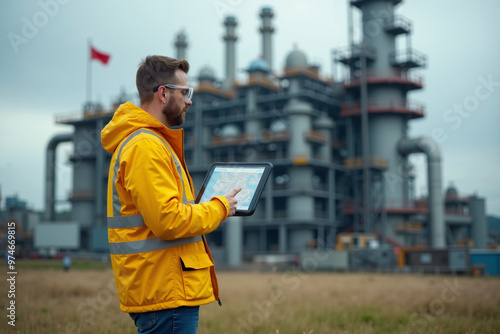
[153,84,193,102]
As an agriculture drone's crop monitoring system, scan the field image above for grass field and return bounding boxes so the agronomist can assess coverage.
[1,260,500,334]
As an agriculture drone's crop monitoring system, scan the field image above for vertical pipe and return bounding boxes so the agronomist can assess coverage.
[223,16,238,89]
[87,38,92,104]
[381,174,388,245]
[279,224,287,253]
[314,116,334,161]
[260,226,267,253]
[470,196,487,248]
[45,147,55,221]
[318,226,325,247]
[45,133,74,221]
[398,137,445,248]
[174,30,188,60]
[328,167,336,248]
[427,149,444,247]
[265,171,273,222]
[348,2,354,48]
[259,7,275,72]
[194,97,203,166]
[360,48,371,234]
[95,119,104,227]
[226,216,242,266]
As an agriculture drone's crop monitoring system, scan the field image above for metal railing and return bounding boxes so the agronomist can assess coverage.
[261,130,291,142]
[68,190,95,200]
[383,14,412,33]
[55,109,112,123]
[211,134,253,146]
[305,130,327,143]
[273,183,330,192]
[271,210,329,219]
[209,130,293,147]
[343,68,423,87]
[395,221,423,233]
[333,44,377,63]
[344,156,389,170]
[350,0,402,6]
[341,98,424,115]
[444,208,471,216]
[390,48,427,68]
[342,198,427,211]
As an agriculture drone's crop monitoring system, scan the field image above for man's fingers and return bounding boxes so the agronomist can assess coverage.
[228,187,242,197]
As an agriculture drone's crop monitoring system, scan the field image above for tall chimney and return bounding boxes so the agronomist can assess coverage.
[259,7,275,72]
[174,30,188,60]
[223,16,238,89]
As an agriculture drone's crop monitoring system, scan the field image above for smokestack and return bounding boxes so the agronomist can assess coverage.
[223,16,238,89]
[174,30,188,60]
[259,7,275,72]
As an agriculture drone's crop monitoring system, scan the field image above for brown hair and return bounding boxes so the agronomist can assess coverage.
[136,55,190,105]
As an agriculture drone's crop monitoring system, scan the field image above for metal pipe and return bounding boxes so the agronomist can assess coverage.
[328,167,336,248]
[398,137,445,248]
[259,7,274,72]
[347,1,354,49]
[45,133,73,221]
[279,224,287,253]
[95,119,104,227]
[174,30,188,60]
[226,216,243,267]
[265,171,273,222]
[223,16,238,89]
[470,196,487,248]
[360,46,371,233]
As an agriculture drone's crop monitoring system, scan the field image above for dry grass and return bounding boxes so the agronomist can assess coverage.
[1,266,499,334]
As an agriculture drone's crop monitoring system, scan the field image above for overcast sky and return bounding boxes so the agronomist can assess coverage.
[0,0,499,216]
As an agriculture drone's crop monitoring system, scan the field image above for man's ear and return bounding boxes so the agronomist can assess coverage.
[157,87,166,103]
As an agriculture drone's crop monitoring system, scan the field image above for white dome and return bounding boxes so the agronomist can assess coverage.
[248,58,270,73]
[199,66,216,81]
[270,119,288,132]
[220,124,240,137]
[285,49,308,69]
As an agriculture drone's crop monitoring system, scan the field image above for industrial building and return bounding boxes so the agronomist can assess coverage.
[42,0,488,263]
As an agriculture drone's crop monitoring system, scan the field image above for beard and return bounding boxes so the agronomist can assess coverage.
[162,97,186,127]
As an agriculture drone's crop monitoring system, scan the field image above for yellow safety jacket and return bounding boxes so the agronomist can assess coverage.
[101,102,229,313]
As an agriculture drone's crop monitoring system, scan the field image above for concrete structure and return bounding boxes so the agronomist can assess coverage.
[45,1,488,257]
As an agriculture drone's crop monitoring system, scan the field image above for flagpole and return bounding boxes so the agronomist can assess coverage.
[86,38,92,107]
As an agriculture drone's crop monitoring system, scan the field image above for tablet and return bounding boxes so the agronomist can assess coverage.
[195,162,273,216]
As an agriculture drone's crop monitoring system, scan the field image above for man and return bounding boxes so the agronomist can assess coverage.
[101,55,240,333]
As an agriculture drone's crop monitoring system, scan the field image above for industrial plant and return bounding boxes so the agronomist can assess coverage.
[5,0,497,274]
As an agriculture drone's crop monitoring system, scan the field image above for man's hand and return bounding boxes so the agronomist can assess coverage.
[224,187,242,217]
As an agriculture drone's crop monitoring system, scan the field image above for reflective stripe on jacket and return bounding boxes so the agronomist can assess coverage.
[101,102,229,313]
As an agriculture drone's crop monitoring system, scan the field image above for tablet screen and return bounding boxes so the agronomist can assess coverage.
[199,165,265,211]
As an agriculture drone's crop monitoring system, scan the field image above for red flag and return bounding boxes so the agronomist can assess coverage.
[90,45,110,65]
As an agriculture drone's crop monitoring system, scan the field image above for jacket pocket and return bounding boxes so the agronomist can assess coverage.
[180,253,214,300]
